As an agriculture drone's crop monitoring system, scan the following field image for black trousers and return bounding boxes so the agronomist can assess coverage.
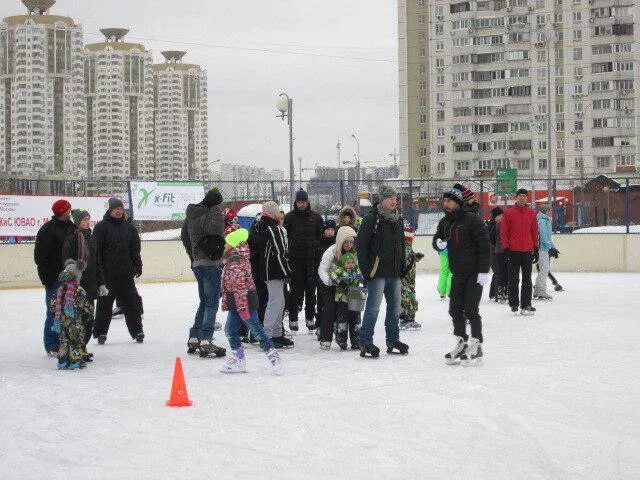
[335,302,360,347]
[492,252,508,296]
[317,284,336,342]
[94,275,143,338]
[508,251,533,308]
[287,261,316,323]
[449,273,483,343]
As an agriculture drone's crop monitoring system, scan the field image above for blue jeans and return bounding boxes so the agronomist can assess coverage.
[359,277,401,347]
[44,282,61,352]
[225,309,274,353]
[190,265,222,342]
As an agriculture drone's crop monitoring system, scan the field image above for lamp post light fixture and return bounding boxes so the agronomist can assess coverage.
[276,93,295,207]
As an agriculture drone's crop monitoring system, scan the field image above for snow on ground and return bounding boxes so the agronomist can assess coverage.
[140,228,182,241]
[573,225,640,234]
[1,273,639,479]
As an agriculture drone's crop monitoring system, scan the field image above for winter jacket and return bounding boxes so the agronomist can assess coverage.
[433,208,491,275]
[249,215,291,282]
[62,228,105,301]
[356,204,405,280]
[318,226,358,286]
[34,216,76,286]
[184,203,225,267]
[315,234,335,276]
[489,221,504,254]
[501,204,539,253]
[465,201,481,216]
[338,206,358,231]
[221,239,257,320]
[93,212,142,283]
[283,203,324,269]
[537,212,554,252]
[330,264,364,303]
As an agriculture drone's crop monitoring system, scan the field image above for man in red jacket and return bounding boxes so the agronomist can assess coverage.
[501,188,539,315]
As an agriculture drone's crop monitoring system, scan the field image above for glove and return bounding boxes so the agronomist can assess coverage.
[98,285,109,297]
[532,248,539,264]
[477,272,491,286]
[549,247,560,259]
[134,267,142,278]
[436,239,448,251]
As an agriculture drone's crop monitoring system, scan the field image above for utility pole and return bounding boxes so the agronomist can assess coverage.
[546,26,553,206]
[298,156,303,187]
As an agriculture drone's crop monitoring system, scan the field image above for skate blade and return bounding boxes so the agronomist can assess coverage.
[220,369,248,374]
[461,357,483,367]
[520,311,535,316]
[445,358,461,366]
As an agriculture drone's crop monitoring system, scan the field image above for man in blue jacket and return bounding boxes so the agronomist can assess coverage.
[534,204,555,300]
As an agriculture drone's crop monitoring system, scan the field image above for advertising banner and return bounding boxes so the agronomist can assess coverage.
[0,195,113,237]
[130,181,205,221]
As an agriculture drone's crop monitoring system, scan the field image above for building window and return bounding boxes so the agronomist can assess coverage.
[420,114,427,124]
[437,127,445,137]
[418,0,426,6]
[538,140,547,150]
[557,140,564,150]
[456,161,470,171]
[573,48,582,60]
[574,120,583,132]
[420,131,428,140]
[436,75,445,86]
[556,85,564,95]
[575,139,584,150]
[418,15,426,25]
[418,64,426,75]
[436,110,445,121]
[538,158,548,170]
[573,29,582,42]
[420,97,427,107]
[435,40,443,51]
[437,145,445,154]
[437,162,446,172]
[419,147,428,157]
[596,156,611,168]
[419,48,426,58]
[572,11,582,22]
[435,24,444,35]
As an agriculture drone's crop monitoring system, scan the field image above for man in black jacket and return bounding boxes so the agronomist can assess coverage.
[356,185,408,358]
[433,186,491,366]
[283,189,324,332]
[34,199,76,355]
[93,198,144,344]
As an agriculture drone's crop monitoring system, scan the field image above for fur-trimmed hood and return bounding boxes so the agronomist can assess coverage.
[338,206,358,229]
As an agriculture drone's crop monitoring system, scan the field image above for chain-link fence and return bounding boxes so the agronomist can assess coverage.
[2,175,639,238]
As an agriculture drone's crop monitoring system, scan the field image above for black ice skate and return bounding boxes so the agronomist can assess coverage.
[271,336,294,349]
[360,344,380,358]
[533,292,553,301]
[461,338,483,366]
[510,305,519,315]
[289,320,299,332]
[187,337,199,354]
[387,340,409,355]
[305,318,316,332]
[112,307,124,318]
[97,335,107,345]
[445,336,466,365]
[199,340,226,358]
[554,284,564,292]
[134,332,145,343]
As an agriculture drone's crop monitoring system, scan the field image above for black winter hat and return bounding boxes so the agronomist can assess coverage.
[204,187,223,207]
[491,207,503,220]
[295,189,309,203]
[516,188,528,197]
[324,219,337,231]
[108,197,124,211]
[443,187,464,206]
[71,208,90,225]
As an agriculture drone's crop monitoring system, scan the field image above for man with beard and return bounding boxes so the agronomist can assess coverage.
[433,186,491,366]
[92,198,144,344]
[283,189,324,332]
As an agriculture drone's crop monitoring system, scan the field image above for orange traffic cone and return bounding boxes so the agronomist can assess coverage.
[166,357,193,407]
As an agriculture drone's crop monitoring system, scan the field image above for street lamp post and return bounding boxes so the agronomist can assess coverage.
[351,134,360,187]
[277,93,295,207]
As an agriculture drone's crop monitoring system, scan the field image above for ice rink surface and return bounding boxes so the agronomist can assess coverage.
[1,273,638,479]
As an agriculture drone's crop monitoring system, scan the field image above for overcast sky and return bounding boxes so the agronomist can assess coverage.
[26,0,400,174]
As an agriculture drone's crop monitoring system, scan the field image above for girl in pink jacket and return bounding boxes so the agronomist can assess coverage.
[220,228,283,375]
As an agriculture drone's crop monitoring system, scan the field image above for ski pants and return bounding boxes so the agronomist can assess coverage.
[534,250,550,295]
[317,284,336,343]
[449,273,483,343]
[335,302,360,347]
[287,260,316,323]
[94,275,143,339]
[437,253,452,297]
[508,251,533,309]
[264,279,285,338]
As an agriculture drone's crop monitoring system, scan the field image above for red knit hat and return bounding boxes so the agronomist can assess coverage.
[51,199,71,217]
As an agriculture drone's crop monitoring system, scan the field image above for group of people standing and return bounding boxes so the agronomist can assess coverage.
[33,179,561,374]
[34,197,144,369]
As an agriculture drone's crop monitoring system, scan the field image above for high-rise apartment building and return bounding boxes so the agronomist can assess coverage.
[153,51,208,181]
[0,0,85,177]
[84,28,154,181]
[399,0,639,179]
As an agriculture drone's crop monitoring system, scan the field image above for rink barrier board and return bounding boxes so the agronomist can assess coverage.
[1,234,639,289]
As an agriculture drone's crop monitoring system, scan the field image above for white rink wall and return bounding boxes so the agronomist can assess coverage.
[1,234,640,288]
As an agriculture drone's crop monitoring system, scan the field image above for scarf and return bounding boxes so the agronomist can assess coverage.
[53,273,79,333]
[76,229,89,269]
[376,203,401,224]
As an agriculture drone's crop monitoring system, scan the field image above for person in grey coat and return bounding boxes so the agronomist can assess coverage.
[181,187,227,357]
